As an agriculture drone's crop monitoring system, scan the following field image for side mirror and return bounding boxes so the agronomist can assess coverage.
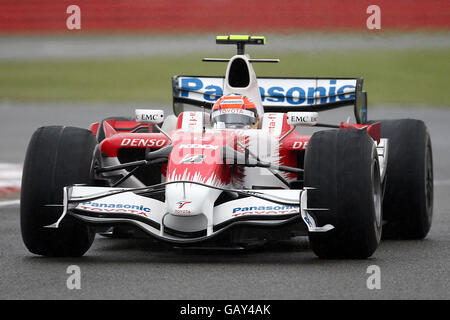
[355,91,368,124]
[135,109,164,124]
[286,112,318,127]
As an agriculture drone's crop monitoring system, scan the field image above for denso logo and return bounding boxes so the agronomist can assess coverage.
[180,78,355,105]
[121,138,166,147]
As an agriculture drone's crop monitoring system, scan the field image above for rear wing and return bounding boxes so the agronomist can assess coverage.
[172,76,368,124]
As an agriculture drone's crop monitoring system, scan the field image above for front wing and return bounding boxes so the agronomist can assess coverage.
[45,184,333,244]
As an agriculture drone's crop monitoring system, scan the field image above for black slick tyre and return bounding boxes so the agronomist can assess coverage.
[20,126,97,257]
[304,129,382,259]
[370,119,433,239]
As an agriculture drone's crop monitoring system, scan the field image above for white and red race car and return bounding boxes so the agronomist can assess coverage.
[20,35,433,258]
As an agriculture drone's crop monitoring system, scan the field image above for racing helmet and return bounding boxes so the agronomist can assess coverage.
[211,94,259,129]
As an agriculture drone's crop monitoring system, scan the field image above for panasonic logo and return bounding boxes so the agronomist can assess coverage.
[233,205,297,213]
[79,201,151,217]
[179,78,355,105]
[232,205,299,217]
[81,201,150,211]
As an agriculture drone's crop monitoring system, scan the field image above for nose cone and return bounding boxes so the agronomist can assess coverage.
[166,183,221,216]
[165,130,233,216]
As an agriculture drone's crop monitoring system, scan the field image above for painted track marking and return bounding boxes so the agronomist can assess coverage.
[0,199,20,207]
[0,163,22,195]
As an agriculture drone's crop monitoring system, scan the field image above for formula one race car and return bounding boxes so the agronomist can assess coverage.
[20,35,433,259]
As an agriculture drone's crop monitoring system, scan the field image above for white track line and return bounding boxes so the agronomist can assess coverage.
[0,199,20,207]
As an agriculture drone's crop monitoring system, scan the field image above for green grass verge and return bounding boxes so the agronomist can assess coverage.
[0,49,448,106]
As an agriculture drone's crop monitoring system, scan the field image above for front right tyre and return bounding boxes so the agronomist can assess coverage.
[369,119,433,239]
[21,126,96,257]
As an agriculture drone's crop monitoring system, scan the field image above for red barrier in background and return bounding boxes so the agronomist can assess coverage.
[0,0,449,33]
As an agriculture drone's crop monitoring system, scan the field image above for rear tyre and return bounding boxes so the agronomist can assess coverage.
[304,129,382,259]
[370,119,433,239]
[20,126,97,257]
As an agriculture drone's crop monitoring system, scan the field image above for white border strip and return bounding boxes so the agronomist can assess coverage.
[435,180,450,186]
[0,199,20,207]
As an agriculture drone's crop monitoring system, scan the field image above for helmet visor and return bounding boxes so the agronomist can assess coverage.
[211,109,256,128]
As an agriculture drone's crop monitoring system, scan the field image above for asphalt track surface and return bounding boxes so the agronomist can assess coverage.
[0,102,449,299]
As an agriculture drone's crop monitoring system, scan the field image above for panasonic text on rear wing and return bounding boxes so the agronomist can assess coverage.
[172,76,367,123]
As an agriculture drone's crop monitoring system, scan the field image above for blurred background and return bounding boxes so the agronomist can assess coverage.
[0,0,449,106]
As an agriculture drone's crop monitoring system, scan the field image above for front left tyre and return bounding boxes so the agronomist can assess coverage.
[304,129,382,259]
[21,126,97,257]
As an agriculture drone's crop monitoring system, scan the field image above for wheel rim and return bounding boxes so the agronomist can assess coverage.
[373,159,382,229]
[425,141,433,220]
